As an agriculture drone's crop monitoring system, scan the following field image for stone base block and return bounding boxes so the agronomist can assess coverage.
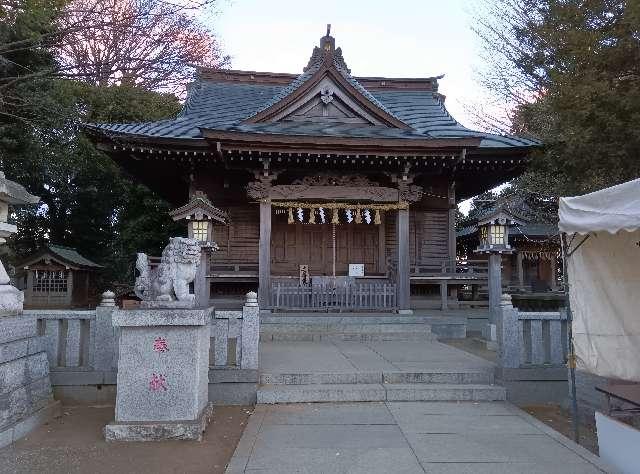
[104,402,214,442]
[140,300,195,309]
[0,400,61,449]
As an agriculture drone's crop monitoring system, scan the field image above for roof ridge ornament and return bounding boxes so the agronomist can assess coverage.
[303,24,351,73]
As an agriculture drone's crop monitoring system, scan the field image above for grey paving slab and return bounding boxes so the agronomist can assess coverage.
[260,402,395,426]
[259,340,495,375]
[226,402,612,474]
[244,447,424,474]
[417,461,604,474]
[253,424,407,449]
[260,342,357,373]
[387,401,515,415]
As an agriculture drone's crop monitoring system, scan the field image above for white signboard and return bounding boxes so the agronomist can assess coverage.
[348,264,364,277]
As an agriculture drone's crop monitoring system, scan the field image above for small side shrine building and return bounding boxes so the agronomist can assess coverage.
[458,208,560,293]
[87,29,539,312]
[16,245,103,309]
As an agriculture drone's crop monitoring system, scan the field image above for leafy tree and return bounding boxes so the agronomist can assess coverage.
[475,0,640,198]
[4,80,184,288]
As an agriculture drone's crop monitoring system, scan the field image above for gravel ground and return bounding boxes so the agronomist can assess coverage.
[0,405,251,474]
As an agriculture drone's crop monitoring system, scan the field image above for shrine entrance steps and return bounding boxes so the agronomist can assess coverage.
[260,311,470,341]
[257,340,505,404]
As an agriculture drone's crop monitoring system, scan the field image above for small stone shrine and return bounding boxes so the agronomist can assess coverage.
[106,236,215,441]
[0,171,60,448]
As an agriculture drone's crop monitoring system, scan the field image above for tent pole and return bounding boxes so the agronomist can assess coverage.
[561,232,580,443]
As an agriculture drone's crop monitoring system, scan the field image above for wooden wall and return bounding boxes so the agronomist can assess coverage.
[197,170,453,276]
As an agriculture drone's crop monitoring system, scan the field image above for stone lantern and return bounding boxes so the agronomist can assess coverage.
[474,208,524,345]
[169,191,228,307]
[0,171,40,312]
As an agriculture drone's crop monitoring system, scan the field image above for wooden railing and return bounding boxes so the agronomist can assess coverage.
[270,281,397,311]
[410,258,489,276]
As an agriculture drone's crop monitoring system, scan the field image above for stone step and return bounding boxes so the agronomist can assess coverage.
[260,322,437,342]
[257,383,506,404]
[259,370,494,386]
[261,332,437,342]
[260,316,467,339]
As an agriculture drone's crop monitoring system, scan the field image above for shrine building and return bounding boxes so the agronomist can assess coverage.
[87,30,540,312]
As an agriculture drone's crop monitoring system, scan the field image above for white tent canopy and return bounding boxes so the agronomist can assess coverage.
[559,178,640,381]
[559,178,640,234]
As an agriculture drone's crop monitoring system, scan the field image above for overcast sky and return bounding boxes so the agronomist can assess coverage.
[215,0,487,127]
[213,0,494,211]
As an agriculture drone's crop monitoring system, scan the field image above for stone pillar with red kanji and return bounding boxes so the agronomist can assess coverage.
[105,308,212,442]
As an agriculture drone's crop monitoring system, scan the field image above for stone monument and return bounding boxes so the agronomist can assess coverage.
[105,236,214,442]
[0,171,60,448]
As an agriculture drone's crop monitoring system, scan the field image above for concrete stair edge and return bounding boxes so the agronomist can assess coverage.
[257,383,506,404]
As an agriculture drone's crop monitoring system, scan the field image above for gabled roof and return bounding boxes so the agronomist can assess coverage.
[19,245,102,270]
[0,171,39,205]
[169,191,228,224]
[86,32,541,150]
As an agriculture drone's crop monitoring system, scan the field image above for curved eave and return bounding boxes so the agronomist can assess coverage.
[200,128,481,153]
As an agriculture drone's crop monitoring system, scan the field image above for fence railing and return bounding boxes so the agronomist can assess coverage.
[498,294,568,369]
[270,281,397,311]
[27,291,260,380]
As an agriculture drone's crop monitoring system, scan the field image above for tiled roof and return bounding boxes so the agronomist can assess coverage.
[0,172,39,205]
[87,38,540,150]
[48,245,102,269]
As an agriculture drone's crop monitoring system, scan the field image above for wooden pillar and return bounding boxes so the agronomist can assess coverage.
[258,199,272,308]
[397,207,411,312]
[516,251,524,289]
[488,253,502,324]
[549,256,557,290]
[447,181,458,306]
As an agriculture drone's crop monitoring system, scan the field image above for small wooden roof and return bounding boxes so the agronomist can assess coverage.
[0,171,39,205]
[18,245,103,271]
[169,191,228,224]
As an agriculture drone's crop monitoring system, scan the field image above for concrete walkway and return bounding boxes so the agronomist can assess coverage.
[260,340,495,375]
[226,401,611,473]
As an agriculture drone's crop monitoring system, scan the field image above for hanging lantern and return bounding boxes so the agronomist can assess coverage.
[332,208,339,224]
[355,208,362,224]
[288,207,294,224]
[374,209,382,225]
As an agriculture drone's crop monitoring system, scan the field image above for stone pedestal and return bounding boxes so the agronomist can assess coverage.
[105,308,213,442]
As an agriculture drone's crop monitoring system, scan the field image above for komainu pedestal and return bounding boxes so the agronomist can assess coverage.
[105,308,213,441]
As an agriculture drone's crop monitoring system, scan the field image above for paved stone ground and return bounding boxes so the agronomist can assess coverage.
[260,340,496,374]
[226,401,612,473]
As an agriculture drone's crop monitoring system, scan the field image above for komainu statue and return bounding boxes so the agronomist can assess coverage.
[134,237,202,305]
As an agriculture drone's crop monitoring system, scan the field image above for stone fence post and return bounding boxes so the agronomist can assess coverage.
[240,291,259,370]
[94,291,117,371]
[497,293,520,369]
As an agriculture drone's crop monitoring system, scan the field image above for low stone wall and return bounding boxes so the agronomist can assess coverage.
[0,313,60,448]
[497,295,569,404]
[30,293,260,406]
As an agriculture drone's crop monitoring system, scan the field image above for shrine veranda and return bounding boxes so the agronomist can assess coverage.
[88,31,539,312]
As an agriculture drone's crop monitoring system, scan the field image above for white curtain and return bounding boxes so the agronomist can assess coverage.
[568,230,640,381]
